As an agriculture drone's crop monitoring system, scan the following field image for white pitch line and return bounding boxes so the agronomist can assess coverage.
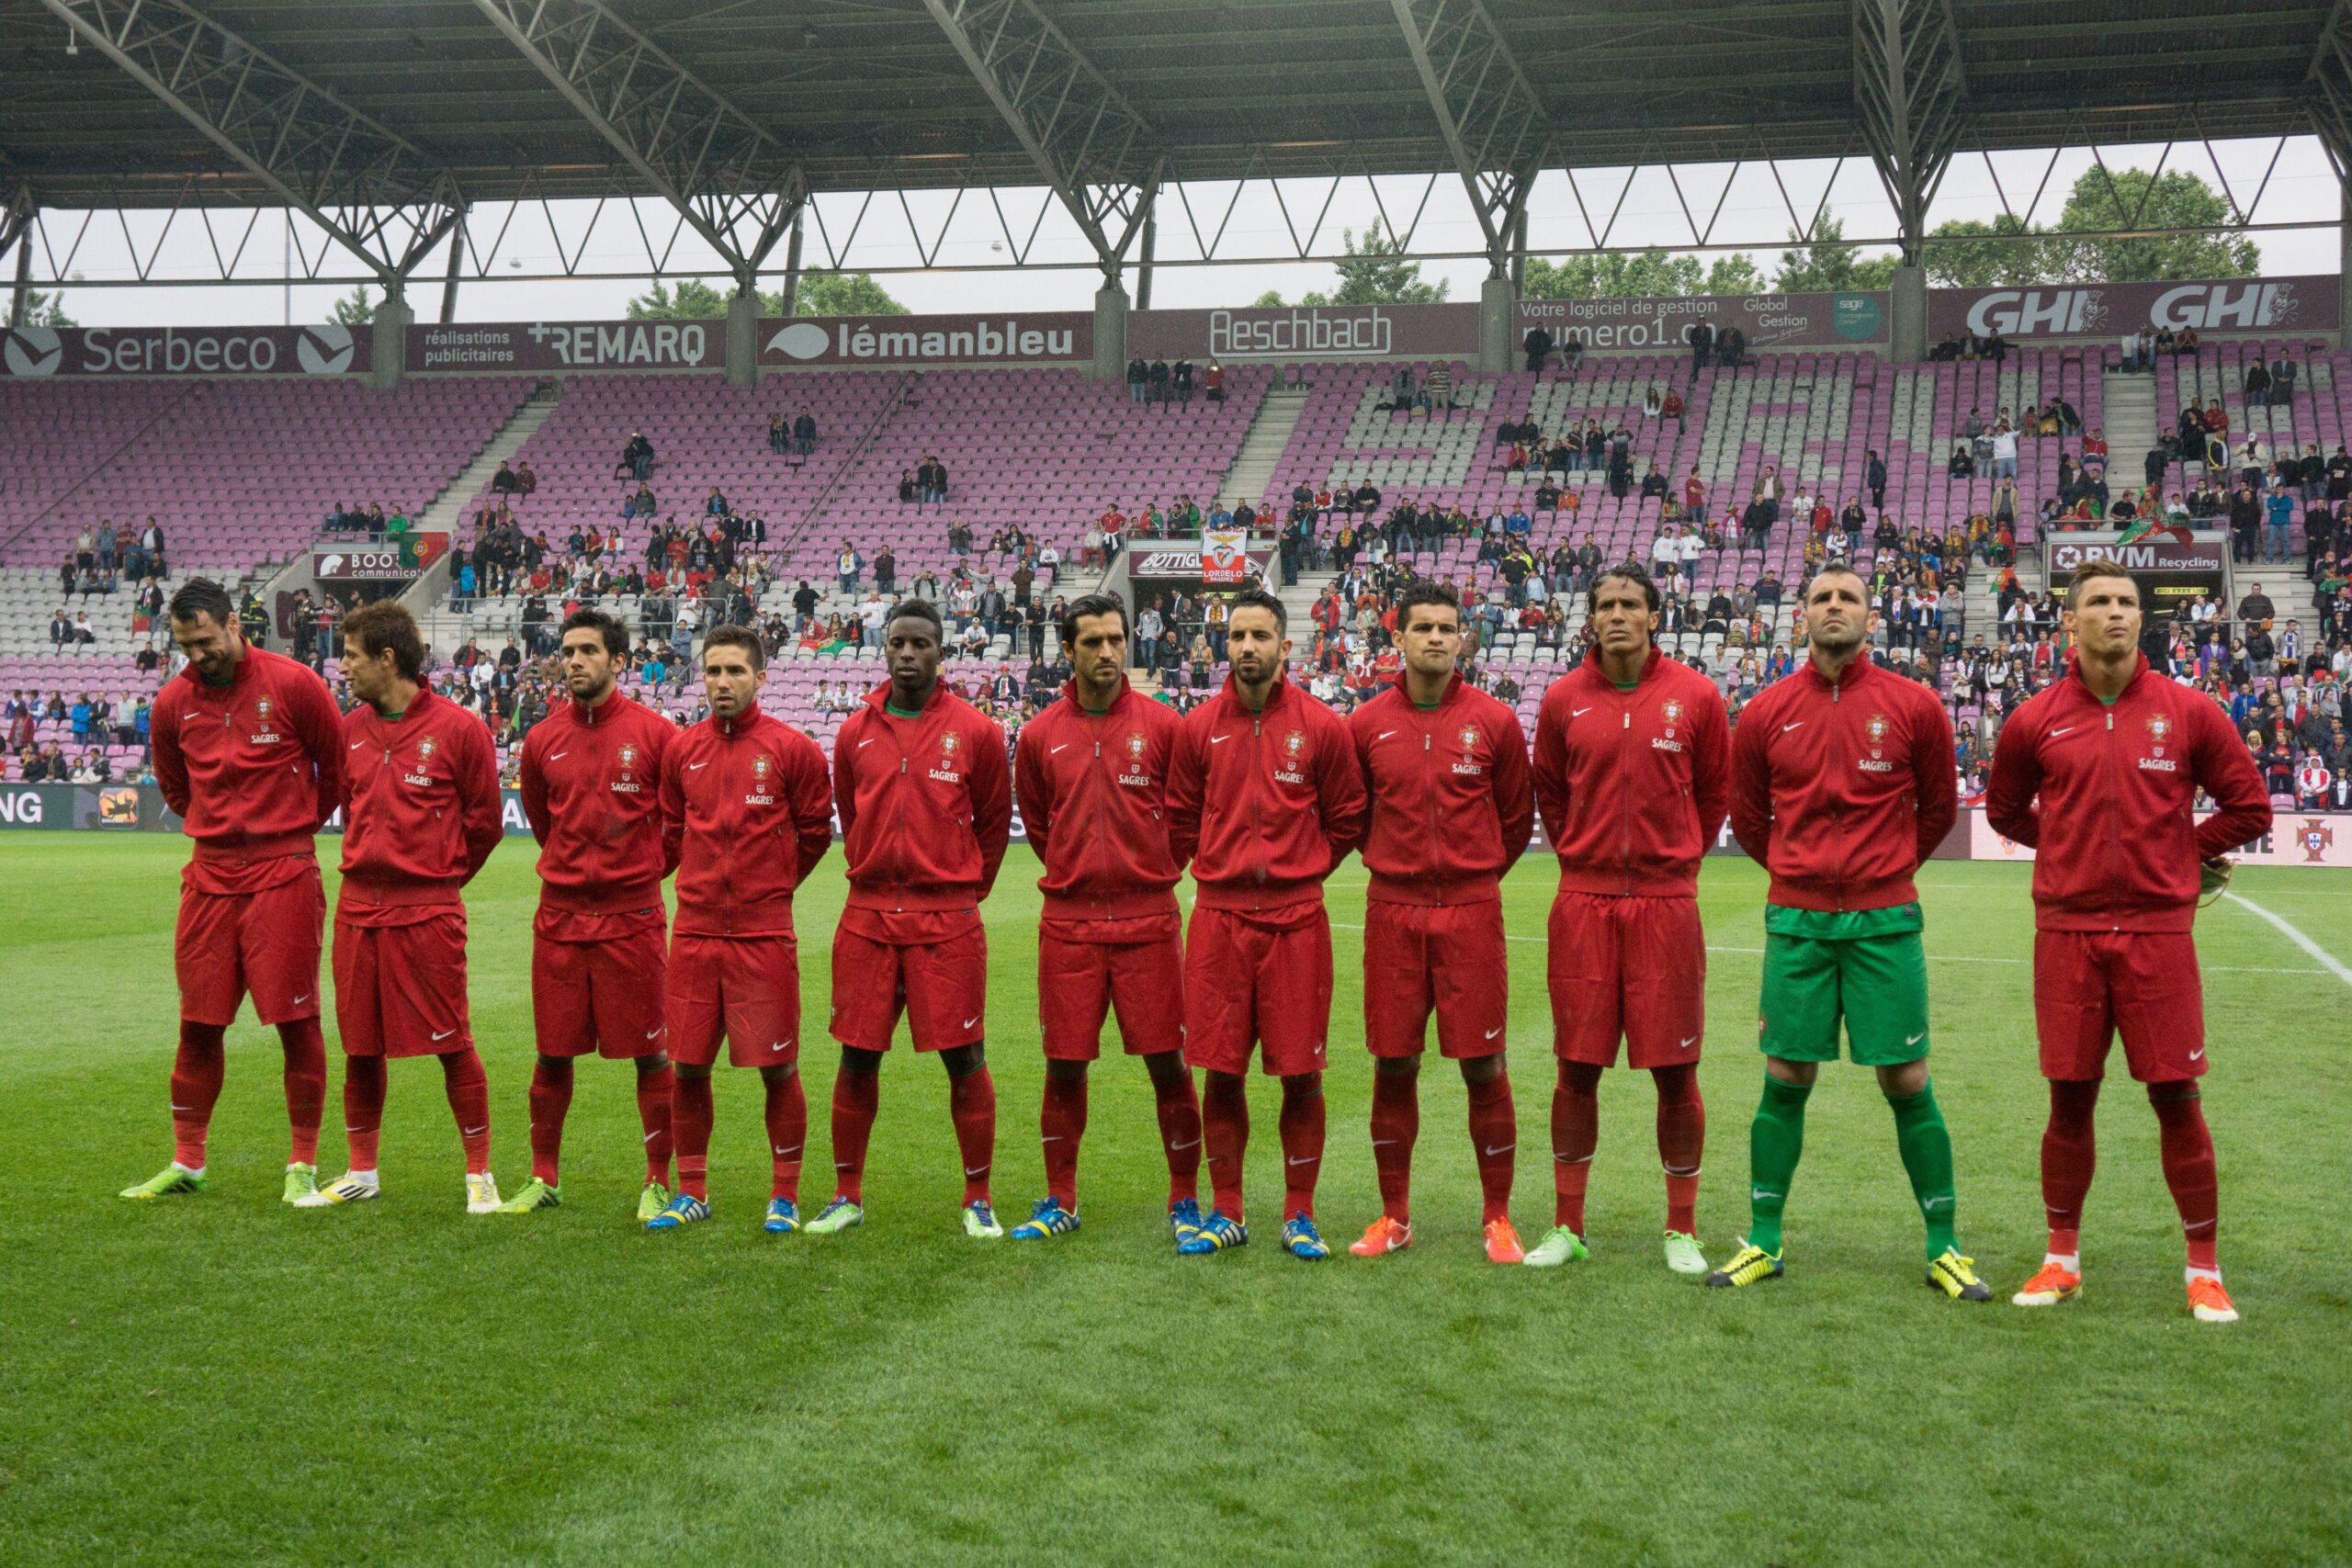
[1327,923,2332,978]
[2221,892,2352,990]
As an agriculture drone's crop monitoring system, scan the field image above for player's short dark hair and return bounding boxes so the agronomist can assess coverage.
[1395,581,1462,626]
[1227,585,1286,635]
[886,598,944,640]
[341,600,426,681]
[1588,563,1661,617]
[2066,558,2139,607]
[167,578,234,628]
[1805,561,1868,599]
[560,607,628,657]
[1060,591,1128,647]
[700,623,764,671]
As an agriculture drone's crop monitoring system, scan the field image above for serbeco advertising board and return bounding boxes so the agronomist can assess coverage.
[0,323,368,378]
[1929,275,2341,341]
[1518,291,1888,351]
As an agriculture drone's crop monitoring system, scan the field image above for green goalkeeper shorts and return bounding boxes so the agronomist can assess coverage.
[1756,903,1931,1066]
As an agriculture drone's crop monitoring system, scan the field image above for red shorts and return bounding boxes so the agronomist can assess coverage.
[174,863,324,1027]
[1182,904,1333,1077]
[334,912,471,1058]
[2034,929,2206,1083]
[531,923,671,1058]
[1546,891,1706,1068]
[1362,898,1510,1058]
[829,908,987,1054]
[1037,914,1185,1061]
[668,932,802,1068]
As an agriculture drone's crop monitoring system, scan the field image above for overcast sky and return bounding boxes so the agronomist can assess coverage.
[25,138,2343,328]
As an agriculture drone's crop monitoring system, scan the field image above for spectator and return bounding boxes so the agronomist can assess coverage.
[916,455,948,504]
[618,430,654,480]
[793,405,818,457]
[1125,354,1148,402]
[836,540,863,594]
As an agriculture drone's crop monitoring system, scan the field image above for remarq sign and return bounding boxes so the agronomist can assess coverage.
[408,320,723,373]
[0,323,367,378]
[1929,275,2340,341]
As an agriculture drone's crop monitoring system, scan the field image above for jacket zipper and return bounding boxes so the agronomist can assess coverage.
[2103,697,2122,933]
[1619,685,1634,896]
[1830,674,1846,911]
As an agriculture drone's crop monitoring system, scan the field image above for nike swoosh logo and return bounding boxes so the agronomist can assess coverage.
[1680,1035,1698,1049]
[965,1165,989,1178]
[2189,1048,2205,1061]
[1483,1144,1515,1157]
[859,739,876,748]
[431,1028,457,1041]
[1210,734,1231,744]
[1484,1026,1504,1040]
[647,1131,662,1143]
[549,751,568,761]
[962,1016,980,1029]
[1040,1135,1064,1143]
[2050,725,2075,737]
[1051,743,1071,754]
[769,1041,791,1053]
[688,761,709,770]
[1922,1195,1953,1210]
[647,1026,665,1039]
[348,740,368,750]
[1781,722,1804,732]
[462,1125,486,1136]
[292,994,311,1006]
[1905,1031,1927,1045]
[775,1145,802,1156]
[1377,729,1398,740]
[1751,1188,1782,1201]
[1571,707,1592,718]
[1169,1138,1201,1151]
[1287,1156,1317,1166]
[1371,1138,1397,1146]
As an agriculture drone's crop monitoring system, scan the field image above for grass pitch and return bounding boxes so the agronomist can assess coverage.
[2,836,2346,1565]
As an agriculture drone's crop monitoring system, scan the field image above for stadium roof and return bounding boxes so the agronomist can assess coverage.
[1,0,2332,209]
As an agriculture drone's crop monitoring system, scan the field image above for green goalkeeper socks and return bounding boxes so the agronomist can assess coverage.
[1746,1075,1811,1255]
[1886,1081,1959,1259]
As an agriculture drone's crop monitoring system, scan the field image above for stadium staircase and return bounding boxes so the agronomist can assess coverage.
[1216,384,1309,515]
[413,381,565,647]
[2101,368,2159,493]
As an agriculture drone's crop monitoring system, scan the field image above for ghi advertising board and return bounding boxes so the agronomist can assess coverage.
[1928,275,2341,342]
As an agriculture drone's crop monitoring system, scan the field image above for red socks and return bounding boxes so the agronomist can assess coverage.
[636,1062,675,1186]
[949,1066,996,1204]
[672,1073,715,1200]
[766,1072,807,1203]
[1466,1069,1517,1225]
[527,1058,574,1186]
[1278,1076,1324,1222]
[1151,1062,1202,1205]
[439,1047,492,1175]
[2150,1084,2220,1271]
[1551,1062,1601,1232]
[343,1056,387,1170]
[2041,1077,2101,1258]
[829,1065,879,1203]
[169,1021,227,1169]
[1040,1073,1087,1210]
[277,1018,326,1167]
[1369,1071,1419,1222]
[1652,1064,1704,1235]
[1202,1073,1250,1221]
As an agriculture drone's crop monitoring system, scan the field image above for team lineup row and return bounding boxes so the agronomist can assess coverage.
[120,562,2268,1321]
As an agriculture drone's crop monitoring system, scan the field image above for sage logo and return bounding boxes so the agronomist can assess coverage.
[766,321,829,361]
[3,326,62,377]
[1833,293,1883,342]
[297,323,356,375]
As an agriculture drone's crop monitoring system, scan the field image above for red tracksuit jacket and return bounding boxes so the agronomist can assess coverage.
[335,688,503,918]
[1167,672,1367,914]
[1730,655,1958,912]
[1532,646,1731,898]
[659,710,833,937]
[152,645,343,876]
[1985,654,2270,932]
[1012,677,1185,920]
[834,682,1012,912]
[517,688,674,917]
[1348,671,1533,906]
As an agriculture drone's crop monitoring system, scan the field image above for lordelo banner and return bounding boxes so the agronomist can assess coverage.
[409,320,726,373]
[1518,291,1889,352]
[761,312,1091,367]
[1129,303,1479,360]
[0,323,368,378]
[1928,276,2341,342]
